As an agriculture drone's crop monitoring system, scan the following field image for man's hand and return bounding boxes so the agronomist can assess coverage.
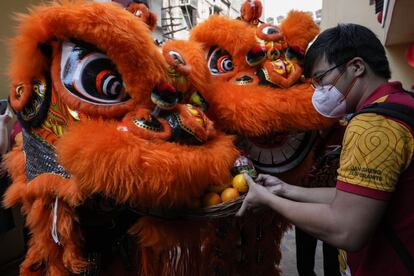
[256,174,287,196]
[236,174,273,217]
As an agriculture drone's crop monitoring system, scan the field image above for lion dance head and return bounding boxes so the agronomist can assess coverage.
[165,10,335,181]
[4,1,238,274]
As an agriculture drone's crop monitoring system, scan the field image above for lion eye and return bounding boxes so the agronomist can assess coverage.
[207,47,234,75]
[246,46,267,66]
[168,50,185,65]
[262,26,279,35]
[60,41,129,105]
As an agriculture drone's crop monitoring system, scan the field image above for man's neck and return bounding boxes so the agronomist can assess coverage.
[357,76,388,108]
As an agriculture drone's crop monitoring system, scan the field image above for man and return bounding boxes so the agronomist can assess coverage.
[237,24,414,276]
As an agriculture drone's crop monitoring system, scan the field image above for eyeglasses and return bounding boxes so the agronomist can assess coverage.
[310,61,347,89]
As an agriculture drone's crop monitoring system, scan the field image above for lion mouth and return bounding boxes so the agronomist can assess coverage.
[238,131,317,174]
[257,68,280,88]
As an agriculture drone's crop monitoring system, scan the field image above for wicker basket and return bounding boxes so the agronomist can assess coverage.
[130,195,246,220]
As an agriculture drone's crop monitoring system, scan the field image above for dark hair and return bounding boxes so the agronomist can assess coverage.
[304,23,391,79]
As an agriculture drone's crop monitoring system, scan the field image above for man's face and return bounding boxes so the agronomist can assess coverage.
[310,55,361,113]
[311,56,345,91]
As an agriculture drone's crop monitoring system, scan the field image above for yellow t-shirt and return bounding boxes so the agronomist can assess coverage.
[337,100,414,194]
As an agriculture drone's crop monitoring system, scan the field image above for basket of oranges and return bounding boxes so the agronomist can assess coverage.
[178,156,256,219]
[180,173,248,219]
[130,156,255,219]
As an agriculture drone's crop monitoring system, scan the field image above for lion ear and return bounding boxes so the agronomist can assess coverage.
[280,11,320,53]
[9,41,55,128]
[10,77,51,129]
[240,0,263,23]
[126,2,139,14]
[9,82,32,113]
[147,11,157,31]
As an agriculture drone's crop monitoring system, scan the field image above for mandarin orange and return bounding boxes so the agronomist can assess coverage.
[202,192,222,207]
[220,187,240,202]
[232,174,248,193]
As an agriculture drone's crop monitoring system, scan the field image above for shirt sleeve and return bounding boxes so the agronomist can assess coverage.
[336,113,414,200]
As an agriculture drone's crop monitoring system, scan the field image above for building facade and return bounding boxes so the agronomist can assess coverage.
[161,0,242,40]
[321,0,414,90]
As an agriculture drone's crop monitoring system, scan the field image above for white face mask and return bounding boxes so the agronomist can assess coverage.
[312,85,346,118]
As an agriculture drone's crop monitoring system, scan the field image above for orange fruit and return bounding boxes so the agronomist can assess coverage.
[232,174,248,193]
[220,187,240,202]
[202,192,222,207]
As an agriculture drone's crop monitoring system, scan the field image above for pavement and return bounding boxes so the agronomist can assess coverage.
[280,228,324,276]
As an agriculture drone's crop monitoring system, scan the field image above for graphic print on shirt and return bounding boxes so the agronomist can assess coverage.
[337,113,414,192]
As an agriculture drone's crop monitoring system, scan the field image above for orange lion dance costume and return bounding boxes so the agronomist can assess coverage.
[186,8,336,181]
[159,3,336,275]
[126,1,157,31]
[3,1,240,275]
[3,1,337,275]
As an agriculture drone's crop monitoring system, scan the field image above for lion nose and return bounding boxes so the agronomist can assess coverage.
[232,71,258,85]
[236,75,253,82]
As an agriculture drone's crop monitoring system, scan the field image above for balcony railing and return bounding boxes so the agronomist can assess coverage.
[179,0,198,9]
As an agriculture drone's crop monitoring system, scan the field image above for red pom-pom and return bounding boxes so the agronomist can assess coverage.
[157,82,177,93]
[406,43,414,68]
[251,45,266,55]
[376,11,383,24]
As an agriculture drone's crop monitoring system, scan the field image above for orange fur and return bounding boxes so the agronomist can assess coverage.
[280,11,320,53]
[56,119,238,208]
[126,3,158,31]
[158,7,336,275]
[205,82,332,136]
[240,0,263,24]
[4,2,325,275]
[129,217,209,249]
[4,1,241,274]
[163,40,212,97]
[190,15,334,136]
[4,152,86,274]
[2,145,26,208]
[25,175,83,207]
[129,217,212,275]
[9,1,168,118]
[190,16,258,67]
[22,197,86,274]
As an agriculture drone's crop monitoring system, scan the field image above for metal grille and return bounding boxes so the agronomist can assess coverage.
[22,128,70,181]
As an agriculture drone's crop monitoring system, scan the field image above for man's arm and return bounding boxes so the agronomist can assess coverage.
[238,175,387,251]
[266,188,386,251]
[256,174,336,204]
[280,184,336,204]
[244,114,413,250]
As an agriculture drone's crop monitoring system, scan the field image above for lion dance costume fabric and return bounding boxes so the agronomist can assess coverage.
[161,2,335,275]
[3,1,333,275]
